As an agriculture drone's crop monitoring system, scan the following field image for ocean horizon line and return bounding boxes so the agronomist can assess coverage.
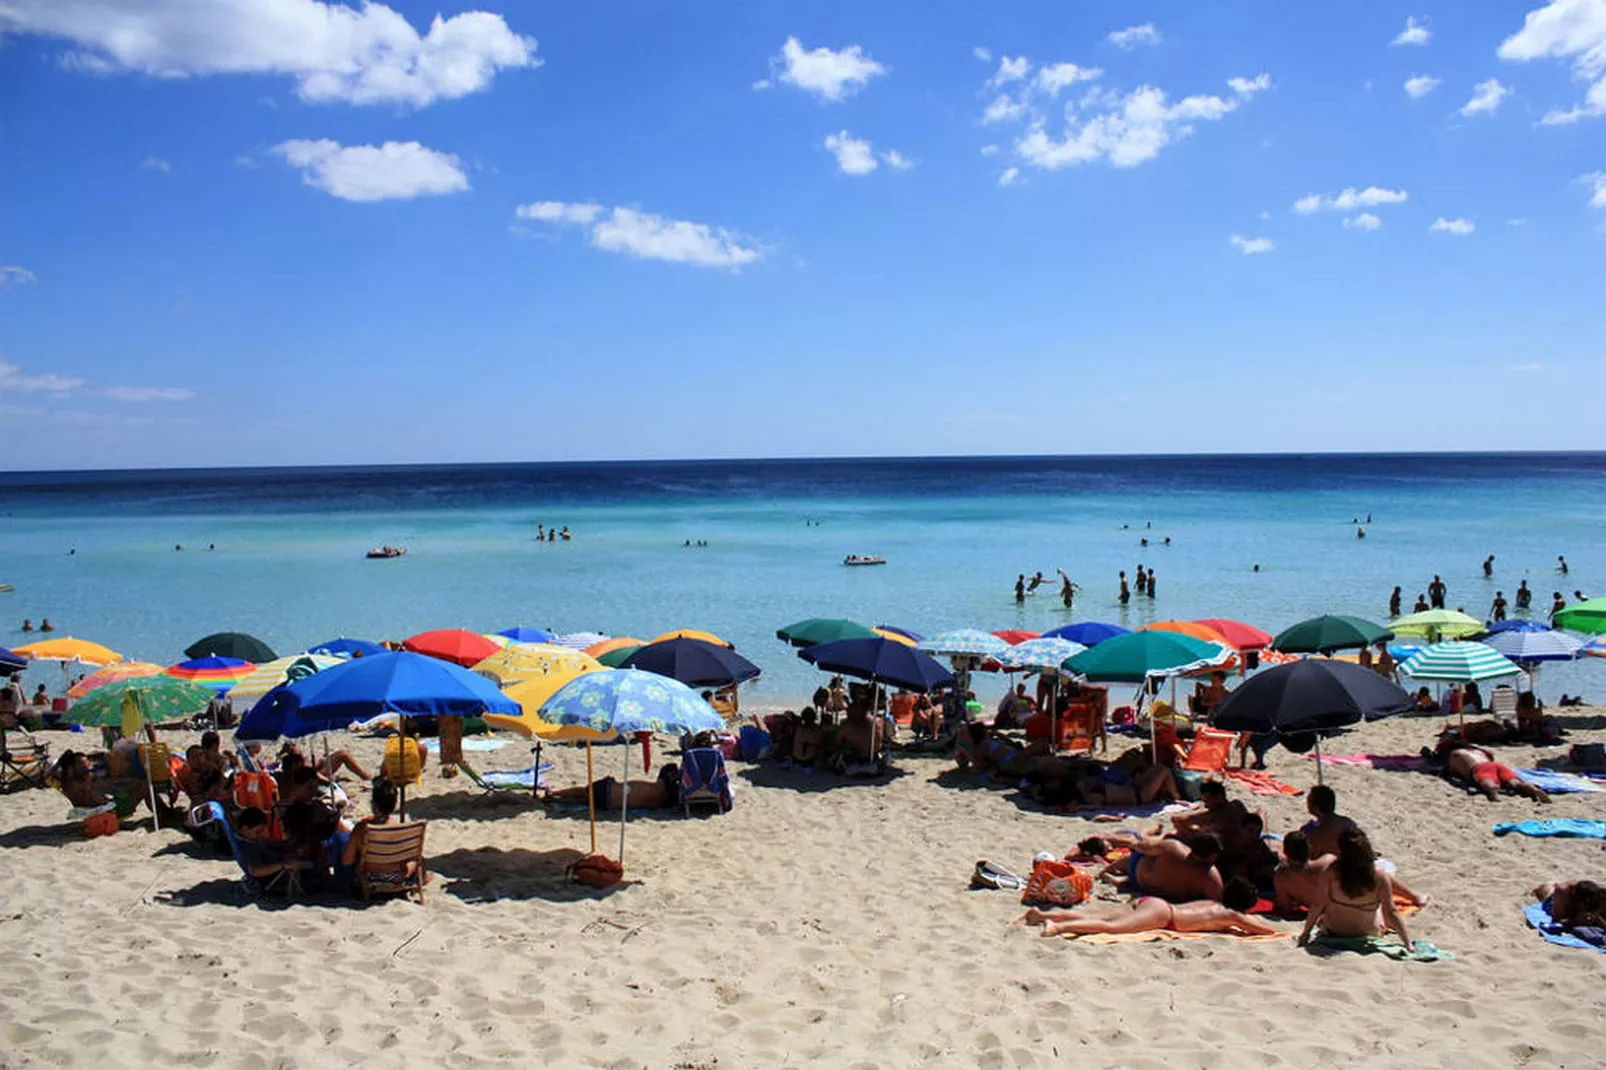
[4,447,1605,481]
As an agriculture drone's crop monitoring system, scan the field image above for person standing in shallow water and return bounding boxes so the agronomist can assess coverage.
[1429,575,1446,610]
[1015,575,1026,603]
[1515,581,1531,611]
[1119,572,1130,605]
[1146,570,1156,598]
[1483,555,1495,578]
[1551,592,1566,617]
[1389,586,1402,617]
[1490,592,1507,623]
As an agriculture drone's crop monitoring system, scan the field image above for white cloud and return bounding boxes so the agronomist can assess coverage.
[1460,78,1511,116]
[273,139,468,202]
[1293,186,1409,213]
[103,386,196,402]
[1584,171,1606,207]
[1108,24,1162,50]
[1404,75,1442,98]
[973,46,993,62]
[0,266,36,288]
[1430,216,1476,234]
[1344,212,1383,230]
[0,0,537,108]
[142,155,171,172]
[1036,62,1103,96]
[982,94,1028,124]
[769,36,884,102]
[1229,235,1275,254]
[882,149,916,170]
[1392,16,1432,46]
[980,144,999,156]
[1507,217,1529,225]
[998,167,1020,187]
[1015,76,1270,170]
[0,361,83,393]
[515,201,602,224]
[824,131,878,175]
[1513,362,1546,372]
[513,202,761,269]
[991,56,1032,86]
[1498,0,1606,125]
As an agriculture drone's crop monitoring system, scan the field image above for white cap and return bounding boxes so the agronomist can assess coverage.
[1034,851,1057,864]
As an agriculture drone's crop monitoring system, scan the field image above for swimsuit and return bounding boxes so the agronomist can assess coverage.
[1471,761,1517,788]
[1126,851,1145,894]
[1138,896,1176,927]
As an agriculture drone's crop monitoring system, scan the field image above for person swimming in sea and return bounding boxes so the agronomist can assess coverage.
[1558,555,1569,574]
[1026,571,1044,594]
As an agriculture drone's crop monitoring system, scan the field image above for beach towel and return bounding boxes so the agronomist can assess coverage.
[1303,753,1424,770]
[1073,801,1192,822]
[421,738,512,753]
[1492,819,1606,839]
[479,764,553,790]
[1224,769,1302,796]
[1305,934,1452,961]
[1068,930,1287,945]
[1515,769,1606,795]
[1523,902,1606,953]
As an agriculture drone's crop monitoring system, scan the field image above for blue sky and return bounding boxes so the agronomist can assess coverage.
[1,1,1603,470]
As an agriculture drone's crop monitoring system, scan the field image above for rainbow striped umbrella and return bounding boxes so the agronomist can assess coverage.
[68,661,165,699]
[167,656,255,692]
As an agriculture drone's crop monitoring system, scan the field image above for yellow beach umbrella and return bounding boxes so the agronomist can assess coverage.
[472,644,602,686]
[68,661,165,699]
[15,636,122,666]
[871,627,918,647]
[484,668,615,741]
[650,628,733,648]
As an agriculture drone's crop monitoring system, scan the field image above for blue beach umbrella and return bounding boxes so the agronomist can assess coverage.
[1484,619,1553,635]
[1483,628,1582,665]
[800,637,956,694]
[0,646,26,672]
[273,651,519,736]
[306,637,387,659]
[1041,621,1130,647]
[499,626,557,644]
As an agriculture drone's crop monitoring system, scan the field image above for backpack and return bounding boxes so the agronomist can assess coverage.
[1021,859,1093,907]
[568,853,624,888]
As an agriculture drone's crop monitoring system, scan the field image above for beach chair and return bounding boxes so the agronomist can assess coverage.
[1491,686,1518,723]
[137,741,176,829]
[232,770,283,838]
[1176,727,1244,773]
[681,747,732,816]
[356,822,428,902]
[0,711,49,793]
[192,802,301,899]
[458,758,543,800]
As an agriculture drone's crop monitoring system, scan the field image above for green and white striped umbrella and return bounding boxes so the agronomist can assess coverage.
[1399,641,1521,683]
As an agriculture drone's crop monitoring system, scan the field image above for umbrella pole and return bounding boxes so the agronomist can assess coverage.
[533,740,543,802]
[1314,735,1325,787]
[585,740,596,855]
[1049,678,1059,754]
[618,739,629,864]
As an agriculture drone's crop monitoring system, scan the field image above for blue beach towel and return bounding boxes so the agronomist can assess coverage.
[422,738,512,753]
[1515,768,1606,795]
[1523,902,1606,953]
[1306,933,1452,962]
[1492,819,1606,839]
[480,763,553,789]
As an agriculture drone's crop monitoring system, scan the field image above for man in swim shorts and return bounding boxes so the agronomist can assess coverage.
[1445,744,1549,803]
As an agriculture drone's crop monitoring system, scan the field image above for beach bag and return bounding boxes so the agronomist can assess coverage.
[82,811,119,838]
[1570,743,1605,771]
[567,853,624,888]
[738,725,770,762]
[971,860,1026,891]
[1022,860,1093,907]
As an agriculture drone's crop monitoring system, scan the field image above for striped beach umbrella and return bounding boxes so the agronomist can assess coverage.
[554,631,610,650]
[1399,641,1521,683]
[68,661,165,699]
[168,656,255,692]
[226,654,342,706]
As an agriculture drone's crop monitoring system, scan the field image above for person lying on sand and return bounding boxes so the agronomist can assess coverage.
[1275,830,1429,914]
[544,764,681,811]
[1297,828,1413,951]
[1532,881,1606,929]
[1442,743,1550,803]
[1021,876,1277,937]
[1103,831,1224,902]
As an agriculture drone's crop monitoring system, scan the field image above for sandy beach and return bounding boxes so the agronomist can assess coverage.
[2,708,1605,1070]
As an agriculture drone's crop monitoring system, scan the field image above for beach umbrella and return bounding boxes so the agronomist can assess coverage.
[1388,609,1485,643]
[67,661,164,699]
[235,686,298,743]
[998,637,1088,750]
[1553,598,1606,635]
[1399,641,1521,683]
[1584,638,1606,659]
[276,652,520,733]
[226,654,341,706]
[1482,629,1583,665]
[15,636,122,667]
[480,634,513,650]
[1064,631,1230,684]
[1041,621,1129,647]
[167,656,255,692]
[0,647,26,673]
[306,637,387,659]
[1143,620,1231,646]
[69,676,218,727]
[619,638,761,689]
[650,628,734,648]
[872,629,918,648]
[1270,615,1393,655]
[486,669,614,741]
[777,618,877,647]
[185,632,277,663]
[539,669,724,863]
[554,631,610,650]
[498,626,557,645]
[800,637,955,693]
[992,630,1040,646]
[1484,619,1553,635]
[874,624,923,644]
[585,636,646,660]
[402,628,500,668]
[471,644,602,686]
[1194,619,1274,651]
[1212,660,1413,784]
[917,629,1012,659]
[597,644,644,668]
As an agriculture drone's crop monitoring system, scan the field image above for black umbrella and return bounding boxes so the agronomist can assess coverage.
[1212,659,1413,783]
[799,638,954,693]
[618,638,761,689]
[185,631,277,662]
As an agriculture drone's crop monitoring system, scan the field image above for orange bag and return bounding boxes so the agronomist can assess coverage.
[82,811,119,838]
[1022,860,1093,907]
[567,853,624,888]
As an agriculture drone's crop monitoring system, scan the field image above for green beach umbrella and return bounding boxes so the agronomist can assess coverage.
[1399,641,1521,683]
[776,618,877,648]
[69,676,218,727]
[1553,598,1606,636]
[1271,614,1394,655]
[596,644,644,668]
[1388,609,1485,643]
[1063,631,1230,683]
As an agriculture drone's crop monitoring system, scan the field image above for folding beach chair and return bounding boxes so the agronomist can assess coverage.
[0,710,49,793]
[192,802,302,899]
[138,741,176,829]
[681,747,733,816]
[1176,727,1244,773]
[1491,685,1518,723]
[458,759,545,800]
[356,822,428,902]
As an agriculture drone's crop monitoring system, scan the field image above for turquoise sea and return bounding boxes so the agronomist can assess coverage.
[1,454,1602,705]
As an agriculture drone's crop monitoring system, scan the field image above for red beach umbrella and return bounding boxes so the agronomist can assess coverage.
[1194,619,1274,651]
[992,630,1040,646]
[402,628,501,668]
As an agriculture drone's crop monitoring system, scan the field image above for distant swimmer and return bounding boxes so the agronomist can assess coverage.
[1252,564,1260,573]
[538,525,545,540]
[39,618,54,632]
[1550,591,1567,616]
[1558,555,1569,575]
[208,543,216,551]
[1140,537,1148,547]
[1015,574,1026,603]
[1414,593,1430,613]
[1366,513,1372,523]
[21,619,32,632]
[1483,555,1495,578]
[1027,570,1045,594]
[560,527,571,541]
[1145,521,1152,530]
[1515,581,1531,610]
[1389,586,1402,617]
[1356,527,1366,539]
[1163,536,1171,546]
[1057,570,1079,609]
[1490,592,1508,622]
[175,544,183,551]
[684,539,691,548]
[1146,570,1156,598]
[1119,571,1131,605]
[1429,575,1446,610]
[1576,590,1590,604]
[68,548,75,556]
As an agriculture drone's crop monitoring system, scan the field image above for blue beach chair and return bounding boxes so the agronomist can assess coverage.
[191,802,302,899]
[681,747,732,816]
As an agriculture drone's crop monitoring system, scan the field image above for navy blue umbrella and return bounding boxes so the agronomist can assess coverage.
[619,638,761,689]
[306,637,387,659]
[799,638,954,693]
[1041,621,1130,647]
[0,646,27,672]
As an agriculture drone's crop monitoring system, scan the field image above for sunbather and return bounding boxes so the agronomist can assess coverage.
[1275,828,1429,913]
[1105,831,1225,902]
[790,708,824,766]
[1300,785,1361,859]
[544,764,681,811]
[1021,876,1277,937]
[281,740,373,782]
[235,806,311,883]
[52,749,146,817]
[1443,744,1550,803]
[1297,828,1413,951]
[1174,780,1252,840]
[1532,881,1606,929]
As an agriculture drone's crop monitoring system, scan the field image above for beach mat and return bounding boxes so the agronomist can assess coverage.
[1523,902,1606,953]
[1515,769,1606,794]
[1492,819,1606,839]
[1305,934,1451,961]
[1071,802,1192,822]
[1224,769,1301,796]
[480,764,553,789]
[1303,753,1424,771]
[423,738,513,753]
[1066,930,1288,945]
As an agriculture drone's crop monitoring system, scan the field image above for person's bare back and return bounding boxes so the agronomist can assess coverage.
[1135,837,1224,902]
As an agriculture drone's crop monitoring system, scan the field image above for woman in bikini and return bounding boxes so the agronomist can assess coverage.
[1297,827,1413,951]
[1021,876,1278,937]
[545,764,681,811]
